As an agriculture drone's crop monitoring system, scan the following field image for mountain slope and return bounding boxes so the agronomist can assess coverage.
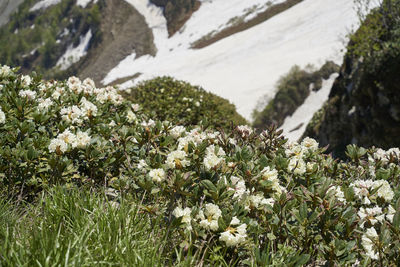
[104,0,370,120]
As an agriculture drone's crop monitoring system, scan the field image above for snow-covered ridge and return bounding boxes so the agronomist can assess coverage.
[30,0,61,12]
[107,0,378,122]
[56,30,92,70]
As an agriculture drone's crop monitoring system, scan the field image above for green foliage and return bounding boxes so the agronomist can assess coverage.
[1,67,400,265]
[0,0,102,78]
[252,61,339,130]
[124,76,248,130]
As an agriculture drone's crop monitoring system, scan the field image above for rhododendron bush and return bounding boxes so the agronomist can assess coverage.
[0,66,400,265]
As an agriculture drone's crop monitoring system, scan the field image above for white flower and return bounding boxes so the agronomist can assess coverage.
[358,207,385,228]
[58,129,77,146]
[361,227,379,260]
[204,153,223,170]
[327,186,346,203]
[372,180,394,202]
[60,105,84,125]
[131,103,140,111]
[0,65,12,77]
[18,90,36,100]
[195,101,200,107]
[260,166,283,195]
[229,176,248,199]
[126,110,137,123]
[173,206,192,231]
[82,78,95,95]
[197,203,221,231]
[80,97,98,118]
[21,75,32,87]
[249,194,274,209]
[386,205,396,223]
[170,125,186,139]
[261,166,278,181]
[166,150,189,169]
[109,120,116,127]
[0,108,5,124]
[301,137,319,151]
[219,218,247,247]
[48,139,68,154]
[67,76,82,93]
[284,141,303,158]
[141,119,155,128]
[138,159,148,169]
[149,168,166,183]
[350,179,374,203]
[236,125,253,137]
[75,131,91,148]
[288,157,306,175]
[37,98,53,111]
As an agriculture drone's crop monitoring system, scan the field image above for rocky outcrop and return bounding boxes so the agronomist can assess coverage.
[253,61,339,130]
[304,2,400,157]
[150,0,200,36]
[76,0,155,85]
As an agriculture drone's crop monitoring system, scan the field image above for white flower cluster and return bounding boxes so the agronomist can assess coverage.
[219,217,247,247]
[327,185,346,203]
[350,179,394,204]
[173,206,192,231]
[19,89,37,100]
[370,147,400,164]
[0,107,5,124]
[203,145,225,170]
[0,65,12,77]
[169,125,186,139]
[236,125,253,138]
[197,203,221,231]
[285,137,319,175]
[60,97,98,125]
[228,176,248,199]
[149,168,166,183]
[48,129,91,154]
[177,128,207,150]
[260,166,285,196]
[37,98,53,111]
[350,178,396,259]
[166,150,190,169]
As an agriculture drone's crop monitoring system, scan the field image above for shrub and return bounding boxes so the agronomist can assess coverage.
[123,76,247,130]
[0,66,400,265]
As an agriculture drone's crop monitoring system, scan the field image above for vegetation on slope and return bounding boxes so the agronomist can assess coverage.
[252,61,339,130]
[304,0,400,157]
[124,76,248,130]
[1,66,400,265]
[0,0,102,78]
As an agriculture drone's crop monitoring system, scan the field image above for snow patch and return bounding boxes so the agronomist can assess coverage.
[56,30,92,71]
[108,0,379,120]
[279,73,339,141]
[30,0,61,12]
[76,0,98,8]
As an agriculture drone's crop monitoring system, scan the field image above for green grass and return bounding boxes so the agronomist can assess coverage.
[0,187,172,266]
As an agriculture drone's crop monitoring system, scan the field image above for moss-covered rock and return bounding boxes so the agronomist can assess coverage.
[124,76,248,130]
[304,1,400,157]
[252,61,339,130]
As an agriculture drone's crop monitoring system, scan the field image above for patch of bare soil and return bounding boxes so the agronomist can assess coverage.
[191,0,303,49]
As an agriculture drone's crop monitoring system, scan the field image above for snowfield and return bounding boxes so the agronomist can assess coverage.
[30,0,61,12]
[104,0,378,138]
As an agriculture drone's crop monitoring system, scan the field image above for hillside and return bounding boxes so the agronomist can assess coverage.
[304,1,400,157]
[0,0,377,121]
